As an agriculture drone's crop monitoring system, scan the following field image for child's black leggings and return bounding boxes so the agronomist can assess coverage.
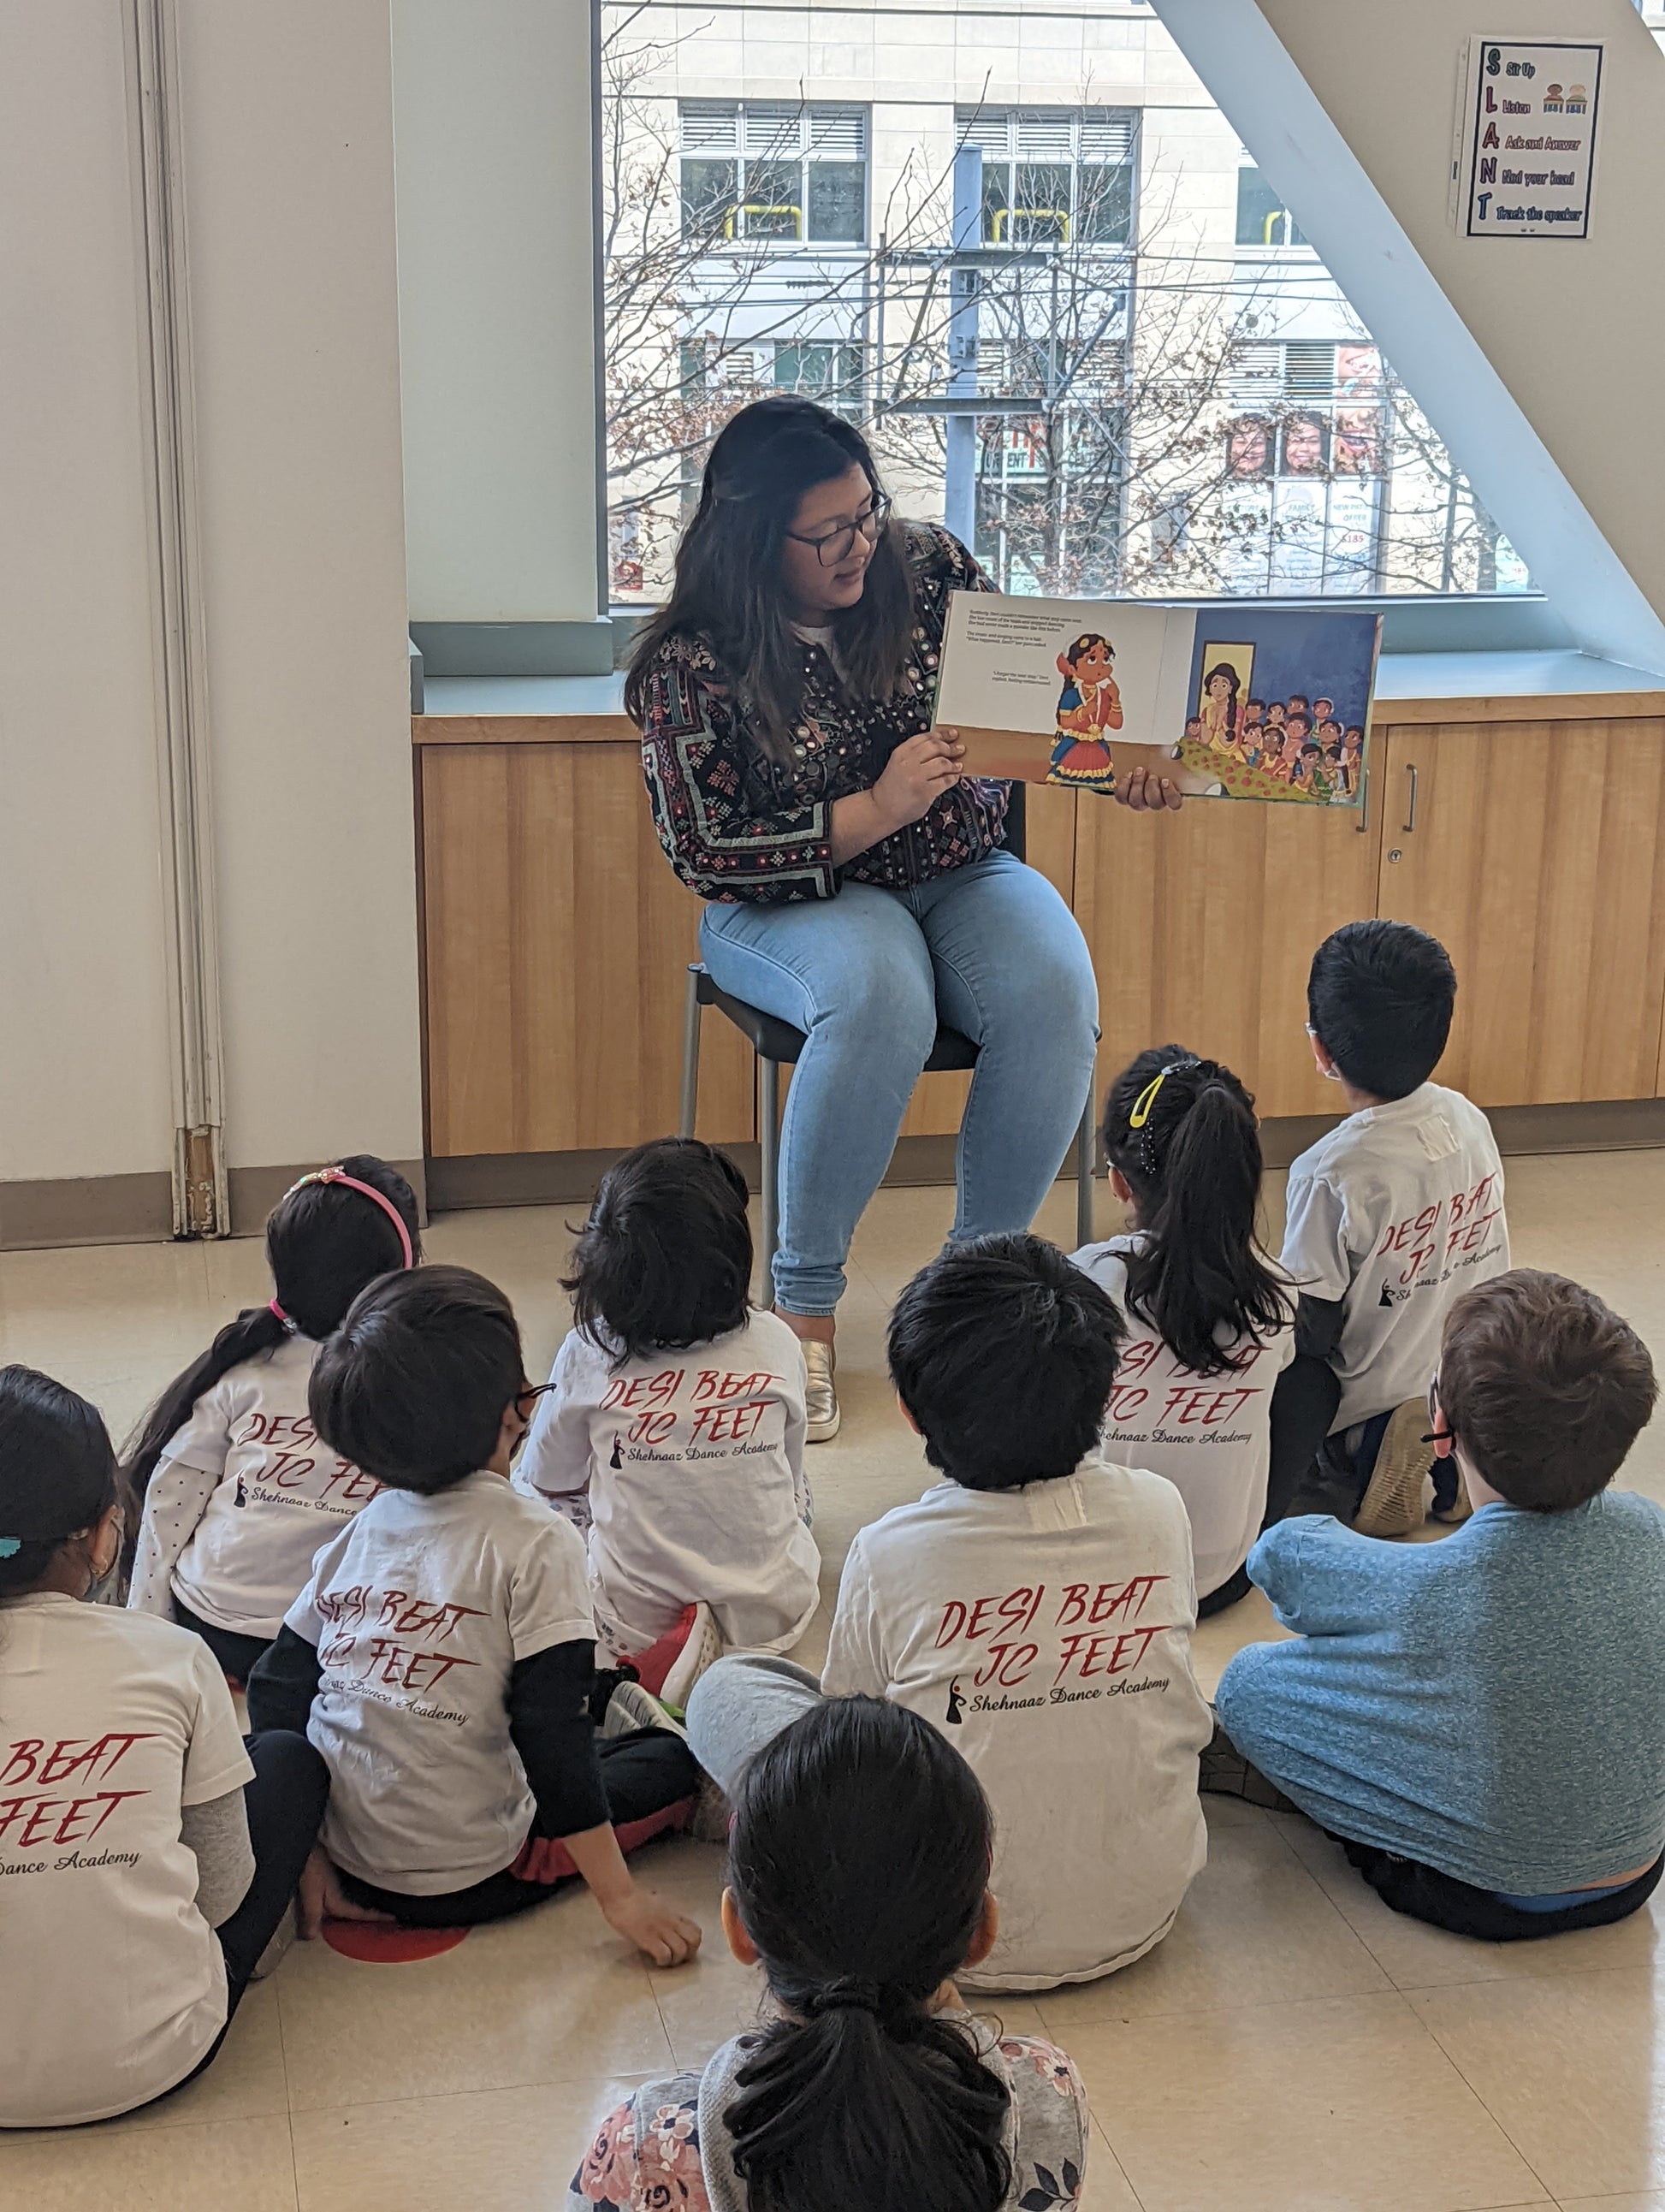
[340,1727,699,1927]
[174,1597,274,1687]
[161,1729,330,2102]
[1263,1355,1342,1527]
[1342,1837,1665,1940]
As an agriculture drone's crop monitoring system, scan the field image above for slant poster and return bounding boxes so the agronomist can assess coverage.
[1455,36,1602,240]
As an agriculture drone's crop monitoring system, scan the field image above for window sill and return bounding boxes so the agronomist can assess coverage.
[410,654,1665,747]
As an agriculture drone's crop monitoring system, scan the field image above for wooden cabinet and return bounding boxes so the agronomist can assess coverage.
[1072,771,1384,1118]
[1372,719,1665,1105]
[419,741,754,1154]
[415,693,1665,1164]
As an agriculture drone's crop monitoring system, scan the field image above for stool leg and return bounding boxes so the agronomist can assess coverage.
[678,970,702,1140]
[1075,1097,1096,1248]
[759,1058,780,1308]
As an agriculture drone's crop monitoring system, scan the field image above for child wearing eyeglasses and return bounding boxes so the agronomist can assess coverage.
[245,1266,702,1962]
[1269,922,1508,1537]
[1214,1271,1665,1942]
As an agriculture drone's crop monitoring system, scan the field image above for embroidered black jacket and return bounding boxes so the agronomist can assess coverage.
[635,525,1010,904]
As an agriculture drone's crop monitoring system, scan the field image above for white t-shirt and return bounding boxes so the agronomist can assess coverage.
[286,1473,595,1894]
[824,1457,1213,1990]
[0,1594,253,2127]
[129,1331,382,1639]
[1071,1233,1296,1598]
[1281,1082,1509,1429]
[514,1313,818,1658]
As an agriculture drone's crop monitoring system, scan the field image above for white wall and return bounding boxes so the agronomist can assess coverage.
[176,2,422,1171]
[394,0,604,625]
[1,0,423,1200]
[0,2,175,1184]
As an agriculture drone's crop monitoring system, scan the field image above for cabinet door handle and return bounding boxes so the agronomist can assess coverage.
[1355,767,1370,833]
[1402,763,1419,833]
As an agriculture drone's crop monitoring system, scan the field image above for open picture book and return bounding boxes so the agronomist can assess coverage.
[934,592,1383,805]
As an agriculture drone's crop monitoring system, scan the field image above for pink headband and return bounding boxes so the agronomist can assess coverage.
[270,1166,415,1323]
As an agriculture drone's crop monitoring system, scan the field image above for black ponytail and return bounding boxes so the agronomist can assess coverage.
[121,1154,421,1523]
[1102,1045,1291,1377]
[0,1366,119,1598]
[724,1697,1010,2212]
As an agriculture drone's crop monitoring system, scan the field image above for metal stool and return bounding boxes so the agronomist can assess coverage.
[677,792,1098,1298]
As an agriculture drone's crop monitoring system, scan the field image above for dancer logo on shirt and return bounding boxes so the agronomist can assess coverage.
[1374,1172,1503,1290]
[0,1733,154,1865]
[932,1577,1174,1712]
[598,1365,786,1456]
[231,1410,381,1517]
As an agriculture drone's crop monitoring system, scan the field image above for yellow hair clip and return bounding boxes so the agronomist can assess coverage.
[1128,1072,1168,1130]
[1128,1057,1202,1131]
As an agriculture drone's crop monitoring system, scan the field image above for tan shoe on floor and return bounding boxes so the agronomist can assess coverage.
[1353,1397,1436,1538]
[803,1338,840,1442]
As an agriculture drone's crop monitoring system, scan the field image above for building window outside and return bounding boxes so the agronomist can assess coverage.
[956,109,1136,247]
[773,341,864,409]
[679,104,867,245]
[1235,163,1307,249]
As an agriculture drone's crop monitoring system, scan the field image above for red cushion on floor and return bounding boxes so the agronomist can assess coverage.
[320,1920,470,1963]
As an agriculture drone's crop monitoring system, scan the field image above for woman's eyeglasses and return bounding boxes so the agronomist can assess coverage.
[786,492,892,567]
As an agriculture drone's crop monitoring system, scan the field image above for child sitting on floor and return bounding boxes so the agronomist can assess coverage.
[1215,1270,1665,1941]
[516,1138,818,1675]
[567,1695,1089,2212]
[125,1157,422,1679]
[684,1234,1213,1991]
[246,1265,701,1963]
[1269,919,1509,1536]
[0,1366,326,2129]
[1074,1047,1295,1615]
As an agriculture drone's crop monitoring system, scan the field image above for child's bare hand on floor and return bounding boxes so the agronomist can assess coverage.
[298,1844,394,1939]
[601,1883,702,1966]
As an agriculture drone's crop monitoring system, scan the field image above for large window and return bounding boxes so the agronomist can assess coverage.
[601,5,1528,605]
[678,104,867,246]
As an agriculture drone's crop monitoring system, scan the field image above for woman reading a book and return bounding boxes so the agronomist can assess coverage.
[626,397,1180,1441]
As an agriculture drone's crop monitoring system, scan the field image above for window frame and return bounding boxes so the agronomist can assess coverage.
[677,101,870,250]
[955,107,1140,252]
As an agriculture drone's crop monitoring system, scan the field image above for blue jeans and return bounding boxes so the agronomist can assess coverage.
[701,849,1099,1315]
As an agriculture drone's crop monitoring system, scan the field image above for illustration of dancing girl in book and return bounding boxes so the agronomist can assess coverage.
[1051,632,1122,790]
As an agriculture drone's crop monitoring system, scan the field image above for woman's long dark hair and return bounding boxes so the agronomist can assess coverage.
[1202,661,1241,726]
[121,1155,421,1524]
[724,1696,1011,2212]
[624,397,916,762]
[0,1366,119,1599]
[565,1137,751,1367]
[1102,1046,1291,1377]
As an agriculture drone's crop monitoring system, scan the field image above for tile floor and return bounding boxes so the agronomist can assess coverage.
[4,1152,1665,2209]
